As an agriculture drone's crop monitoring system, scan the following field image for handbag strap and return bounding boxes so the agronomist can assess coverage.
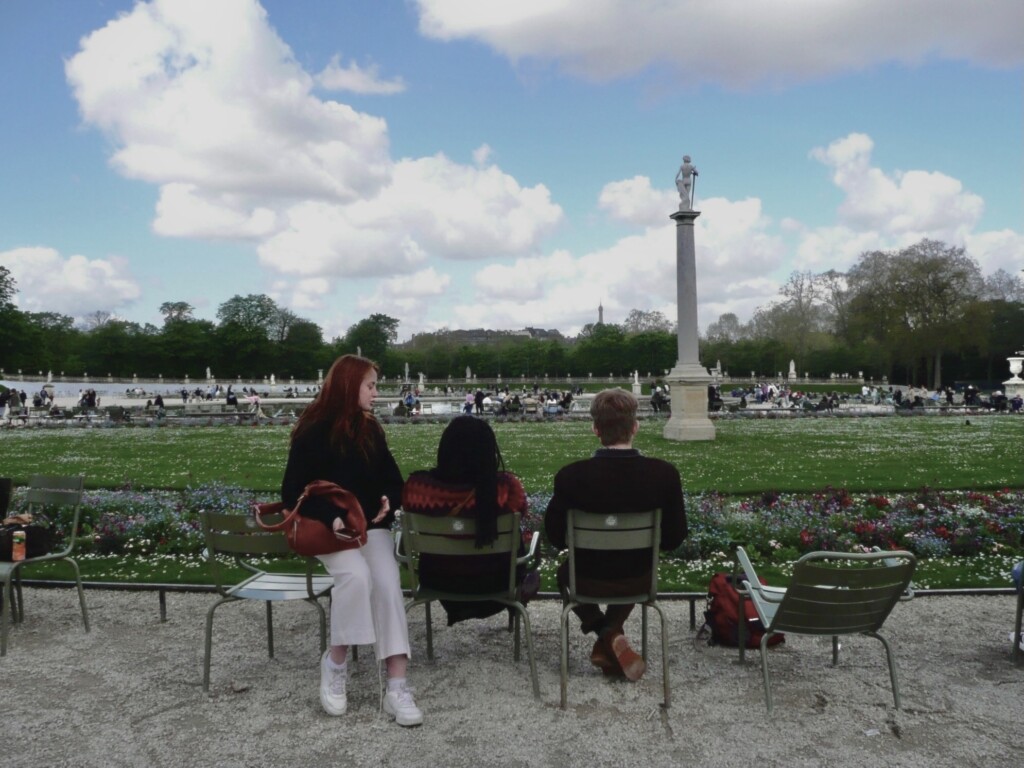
[253,489,308,532]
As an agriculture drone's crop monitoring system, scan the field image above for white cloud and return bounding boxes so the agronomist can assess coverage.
[598,176,676,228]
[315,55,406,95]
[256,153,562,284]
[472,144,493,167]
[66,0,563,318]
[66,0,392,204]
[447,187,787,335]
[351,267,454,328]
[414,0,1024,86]
[154,184,277,239]
[965,230,1024,275]
[810,133,984,243]
[1,247,141,320]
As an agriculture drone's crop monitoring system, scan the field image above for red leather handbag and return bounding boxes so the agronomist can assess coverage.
[253,480,367,556]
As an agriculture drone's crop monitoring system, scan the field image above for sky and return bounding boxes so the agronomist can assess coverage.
[1,0,1021,343]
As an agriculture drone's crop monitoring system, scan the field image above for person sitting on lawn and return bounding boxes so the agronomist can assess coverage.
[543,388,687,680]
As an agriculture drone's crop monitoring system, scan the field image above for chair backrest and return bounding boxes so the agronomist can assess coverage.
[565,508,662,603]
[200,510,294,593]
[400,510,521,598]
[26,474,85,556]
[771,550,916,636]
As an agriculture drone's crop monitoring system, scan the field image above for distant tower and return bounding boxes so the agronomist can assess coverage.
[598,302,604,325]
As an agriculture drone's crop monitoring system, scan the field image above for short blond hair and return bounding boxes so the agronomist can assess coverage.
[590,388,637,446]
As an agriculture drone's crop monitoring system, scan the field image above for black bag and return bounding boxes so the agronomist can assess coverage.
[0,524,55,561]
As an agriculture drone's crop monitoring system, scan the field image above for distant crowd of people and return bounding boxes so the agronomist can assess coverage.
[392,384,583,418]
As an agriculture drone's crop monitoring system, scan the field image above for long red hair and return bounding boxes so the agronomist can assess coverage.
[292,354,381,455]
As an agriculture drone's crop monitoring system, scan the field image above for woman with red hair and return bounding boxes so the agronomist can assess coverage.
[281,354,422,726]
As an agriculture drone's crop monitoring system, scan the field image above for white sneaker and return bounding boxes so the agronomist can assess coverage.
[319,651,347,716]
[383,682,424,727]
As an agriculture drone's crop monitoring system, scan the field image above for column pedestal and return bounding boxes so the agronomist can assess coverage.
[663,366,715,441]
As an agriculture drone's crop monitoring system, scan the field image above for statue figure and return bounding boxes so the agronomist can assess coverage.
[675,155,698,210]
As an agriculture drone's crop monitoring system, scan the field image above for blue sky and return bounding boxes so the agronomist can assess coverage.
[1,0,1021,342]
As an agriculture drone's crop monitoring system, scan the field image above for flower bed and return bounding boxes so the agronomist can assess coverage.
[12,484,1022,565]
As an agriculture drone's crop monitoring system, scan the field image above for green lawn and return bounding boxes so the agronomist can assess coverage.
[6,417,1022,592]
[2,415,1020,494]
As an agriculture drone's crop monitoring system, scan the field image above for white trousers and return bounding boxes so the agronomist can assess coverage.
[317,529,411,660]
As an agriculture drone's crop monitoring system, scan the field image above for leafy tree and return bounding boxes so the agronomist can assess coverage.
[157,318,217,379]
[342,314,399,363]
[0,265,15,310]
[816,269,850,338]
[572,323,626,377]
[80,310,113,331]
[21,312,83,375]
[846,240,983,387]
[278,319,327,377]
[980,269,1024,302]
[216,294,280,339]
[622,308,673,334]
[705,312,746,343]
[79,320,151,377]
[265,306,308,345]
[159,301,195,323]
[626,330,677,377]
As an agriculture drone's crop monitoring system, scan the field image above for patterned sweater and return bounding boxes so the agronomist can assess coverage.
[401,470,529,592]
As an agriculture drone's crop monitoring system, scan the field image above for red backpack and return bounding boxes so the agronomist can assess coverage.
[701,572,785,649]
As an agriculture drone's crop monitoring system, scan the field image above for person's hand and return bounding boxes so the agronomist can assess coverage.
[372,495,390,523]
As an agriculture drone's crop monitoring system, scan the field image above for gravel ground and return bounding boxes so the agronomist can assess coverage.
[1,588,1021,768]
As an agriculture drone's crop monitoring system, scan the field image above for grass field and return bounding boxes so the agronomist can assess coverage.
[6,416,1021,590]
[2,415,1020,494]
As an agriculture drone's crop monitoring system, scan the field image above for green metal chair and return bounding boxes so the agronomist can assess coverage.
[200,510,333,691]
[559,508,670,709]
[735,546,916,713]
[395,510,541,699]
[1,474,88,657]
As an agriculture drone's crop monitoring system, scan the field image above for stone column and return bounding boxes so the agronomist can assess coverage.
[663,206,715,441]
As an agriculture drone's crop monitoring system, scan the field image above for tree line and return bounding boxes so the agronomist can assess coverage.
[0,239,1020,387]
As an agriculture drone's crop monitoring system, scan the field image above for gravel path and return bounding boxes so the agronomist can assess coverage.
[1,588,1020,767]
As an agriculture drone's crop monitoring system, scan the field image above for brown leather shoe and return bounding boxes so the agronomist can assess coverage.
[607,630,646,681]
[590,637,624,676]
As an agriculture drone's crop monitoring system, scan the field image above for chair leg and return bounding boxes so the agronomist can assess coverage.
[512,610,521,662]
[870,631,901,709]
[832,635,839,666]
[651,602,671,708]
[203,597,233,691]
[13,569,24,623]
[737,592,747,663]
[308,597,328,654]
[66,557,90,632]
[510,602,540,699]
[424,601,434,661]
[1013,590,1023,665]
[264,601,276,658]
[641,603,649,660]
[1,577,11,657]
[759,633,775,713]
[559,602,575,709]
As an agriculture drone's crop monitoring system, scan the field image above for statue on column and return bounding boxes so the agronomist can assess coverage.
[675,155,698,210]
